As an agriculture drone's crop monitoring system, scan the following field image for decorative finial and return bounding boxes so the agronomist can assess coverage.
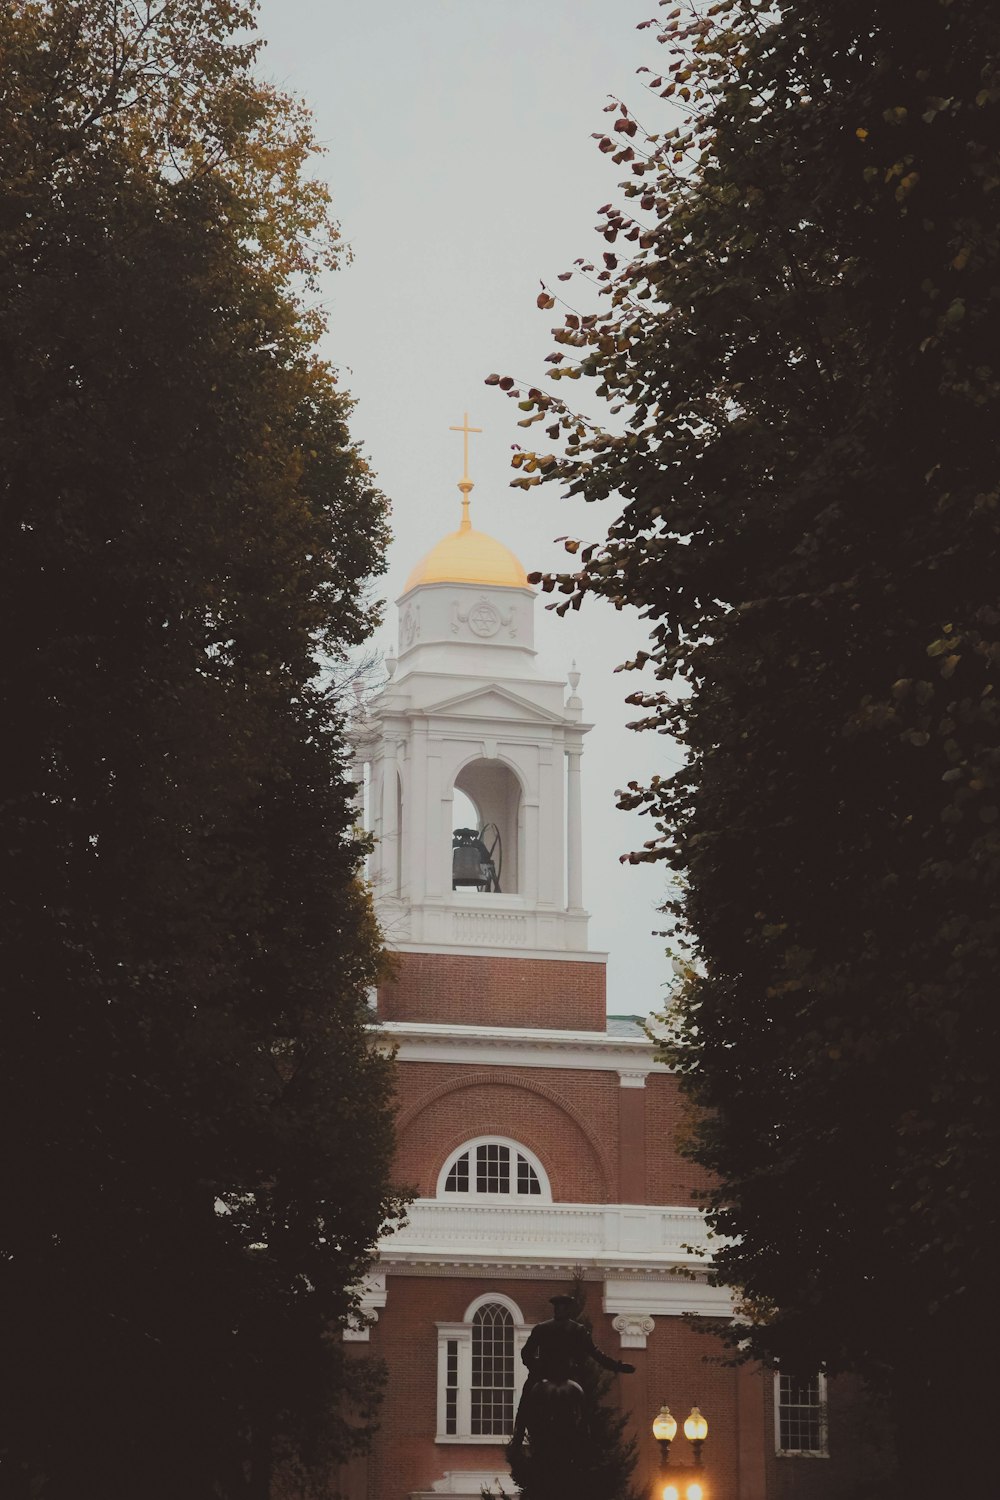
[566,659,583,711]
[449,411,482,532]
[385,644,397,680]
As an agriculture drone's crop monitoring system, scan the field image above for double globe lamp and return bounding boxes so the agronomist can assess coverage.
[652,1404,709,1500]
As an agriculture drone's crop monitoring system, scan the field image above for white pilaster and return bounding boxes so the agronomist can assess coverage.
[426,748,443,897]
[537,750,559,906]
[566,743,583,910]
[440,786,455,895]
[382,750,399,898]
[522,798,540,902]
[408,721,428,904]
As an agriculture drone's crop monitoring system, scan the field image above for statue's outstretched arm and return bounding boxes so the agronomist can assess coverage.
[586,1332,635,1375]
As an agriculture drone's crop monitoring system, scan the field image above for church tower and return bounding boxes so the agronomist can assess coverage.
[353,415,605,1031]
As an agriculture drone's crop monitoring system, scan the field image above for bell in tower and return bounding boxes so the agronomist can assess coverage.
[452,824,502,893]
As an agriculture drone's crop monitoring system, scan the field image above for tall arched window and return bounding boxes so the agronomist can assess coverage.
[472,1303,514,1436]
[437,1294,529,1443]
[437,1137,551,1202]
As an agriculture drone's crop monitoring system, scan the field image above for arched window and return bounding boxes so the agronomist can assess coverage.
[437,1137,551,1201]
[472,1303,514,1436]
[437,1294,529,1443]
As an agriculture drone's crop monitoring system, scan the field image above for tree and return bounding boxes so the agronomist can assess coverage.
[504,1283,639,1500]
[491,1,1000,1492]
[0,3,402,1496]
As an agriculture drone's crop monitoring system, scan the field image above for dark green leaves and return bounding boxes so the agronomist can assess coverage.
[0,4,399,1496]
[499,0,1000,1489]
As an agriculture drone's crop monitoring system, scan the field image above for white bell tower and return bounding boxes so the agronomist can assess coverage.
[352,418,595,973]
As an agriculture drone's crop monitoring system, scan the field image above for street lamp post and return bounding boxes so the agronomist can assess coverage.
[684,1407,709,1468]
[651,1402,709,1500]
[652,1404,677,1470]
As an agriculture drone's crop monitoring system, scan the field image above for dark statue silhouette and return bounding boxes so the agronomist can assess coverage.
[507,1294,635,1495]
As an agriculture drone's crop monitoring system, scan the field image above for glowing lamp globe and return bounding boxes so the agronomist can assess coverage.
[653,1405,678,1443]
[684,1407,709,1443]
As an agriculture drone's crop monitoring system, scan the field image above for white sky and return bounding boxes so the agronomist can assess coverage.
[255,0,686,1014]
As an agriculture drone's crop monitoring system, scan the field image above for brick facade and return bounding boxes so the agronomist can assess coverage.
[377,950,607,1031]
[357,1273,887,1500]
[347,996,892,1500]
[361,1276,746,1500]
[392,1061,706,1207]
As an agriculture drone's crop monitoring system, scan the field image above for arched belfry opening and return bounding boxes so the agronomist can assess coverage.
[452,759,521,895]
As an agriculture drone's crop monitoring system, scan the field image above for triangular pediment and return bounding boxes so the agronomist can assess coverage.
[419,683,569,726]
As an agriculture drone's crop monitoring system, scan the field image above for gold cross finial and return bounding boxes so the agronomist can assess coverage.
[449,412,482,482]
[449,412,482,532]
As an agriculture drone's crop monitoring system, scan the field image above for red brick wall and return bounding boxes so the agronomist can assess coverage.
[393,1062,618,1200]
[618,1086,646,1202]
[359,1275,750,1500]
[645,1071,712,1205]
[391,1063,709,1209]
[363,1275,542,1500]
[378,950,607,1031]
[358,1282,890,1500]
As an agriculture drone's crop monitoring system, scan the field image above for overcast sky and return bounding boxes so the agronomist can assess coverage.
[254,0,686,1015]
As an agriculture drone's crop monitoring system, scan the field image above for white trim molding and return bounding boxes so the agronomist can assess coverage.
[387,938,607,965]
[603,1274,734,1320]
[617,1070,648,1089]
[375,1019,669,1079]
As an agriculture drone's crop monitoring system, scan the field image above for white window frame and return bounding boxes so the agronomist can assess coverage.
[774,1371,829,1458]
[436,1293,531,1444]
[436,1136,552,1202]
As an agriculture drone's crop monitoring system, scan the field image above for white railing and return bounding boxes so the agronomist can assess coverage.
[379,1198,712,1271]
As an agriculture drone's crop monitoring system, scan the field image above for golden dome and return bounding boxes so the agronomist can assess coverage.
[403,491,529,593]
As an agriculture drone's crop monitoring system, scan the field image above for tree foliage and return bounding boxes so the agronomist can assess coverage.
[491,0,1000,1490]
[0,3,401,1496]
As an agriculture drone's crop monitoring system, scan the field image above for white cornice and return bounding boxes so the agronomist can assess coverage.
[605,1278,734,1319]
[396,579,536,605]
[375,1019,671,1075]
[415,681,575,727]
[384,938,608,964]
